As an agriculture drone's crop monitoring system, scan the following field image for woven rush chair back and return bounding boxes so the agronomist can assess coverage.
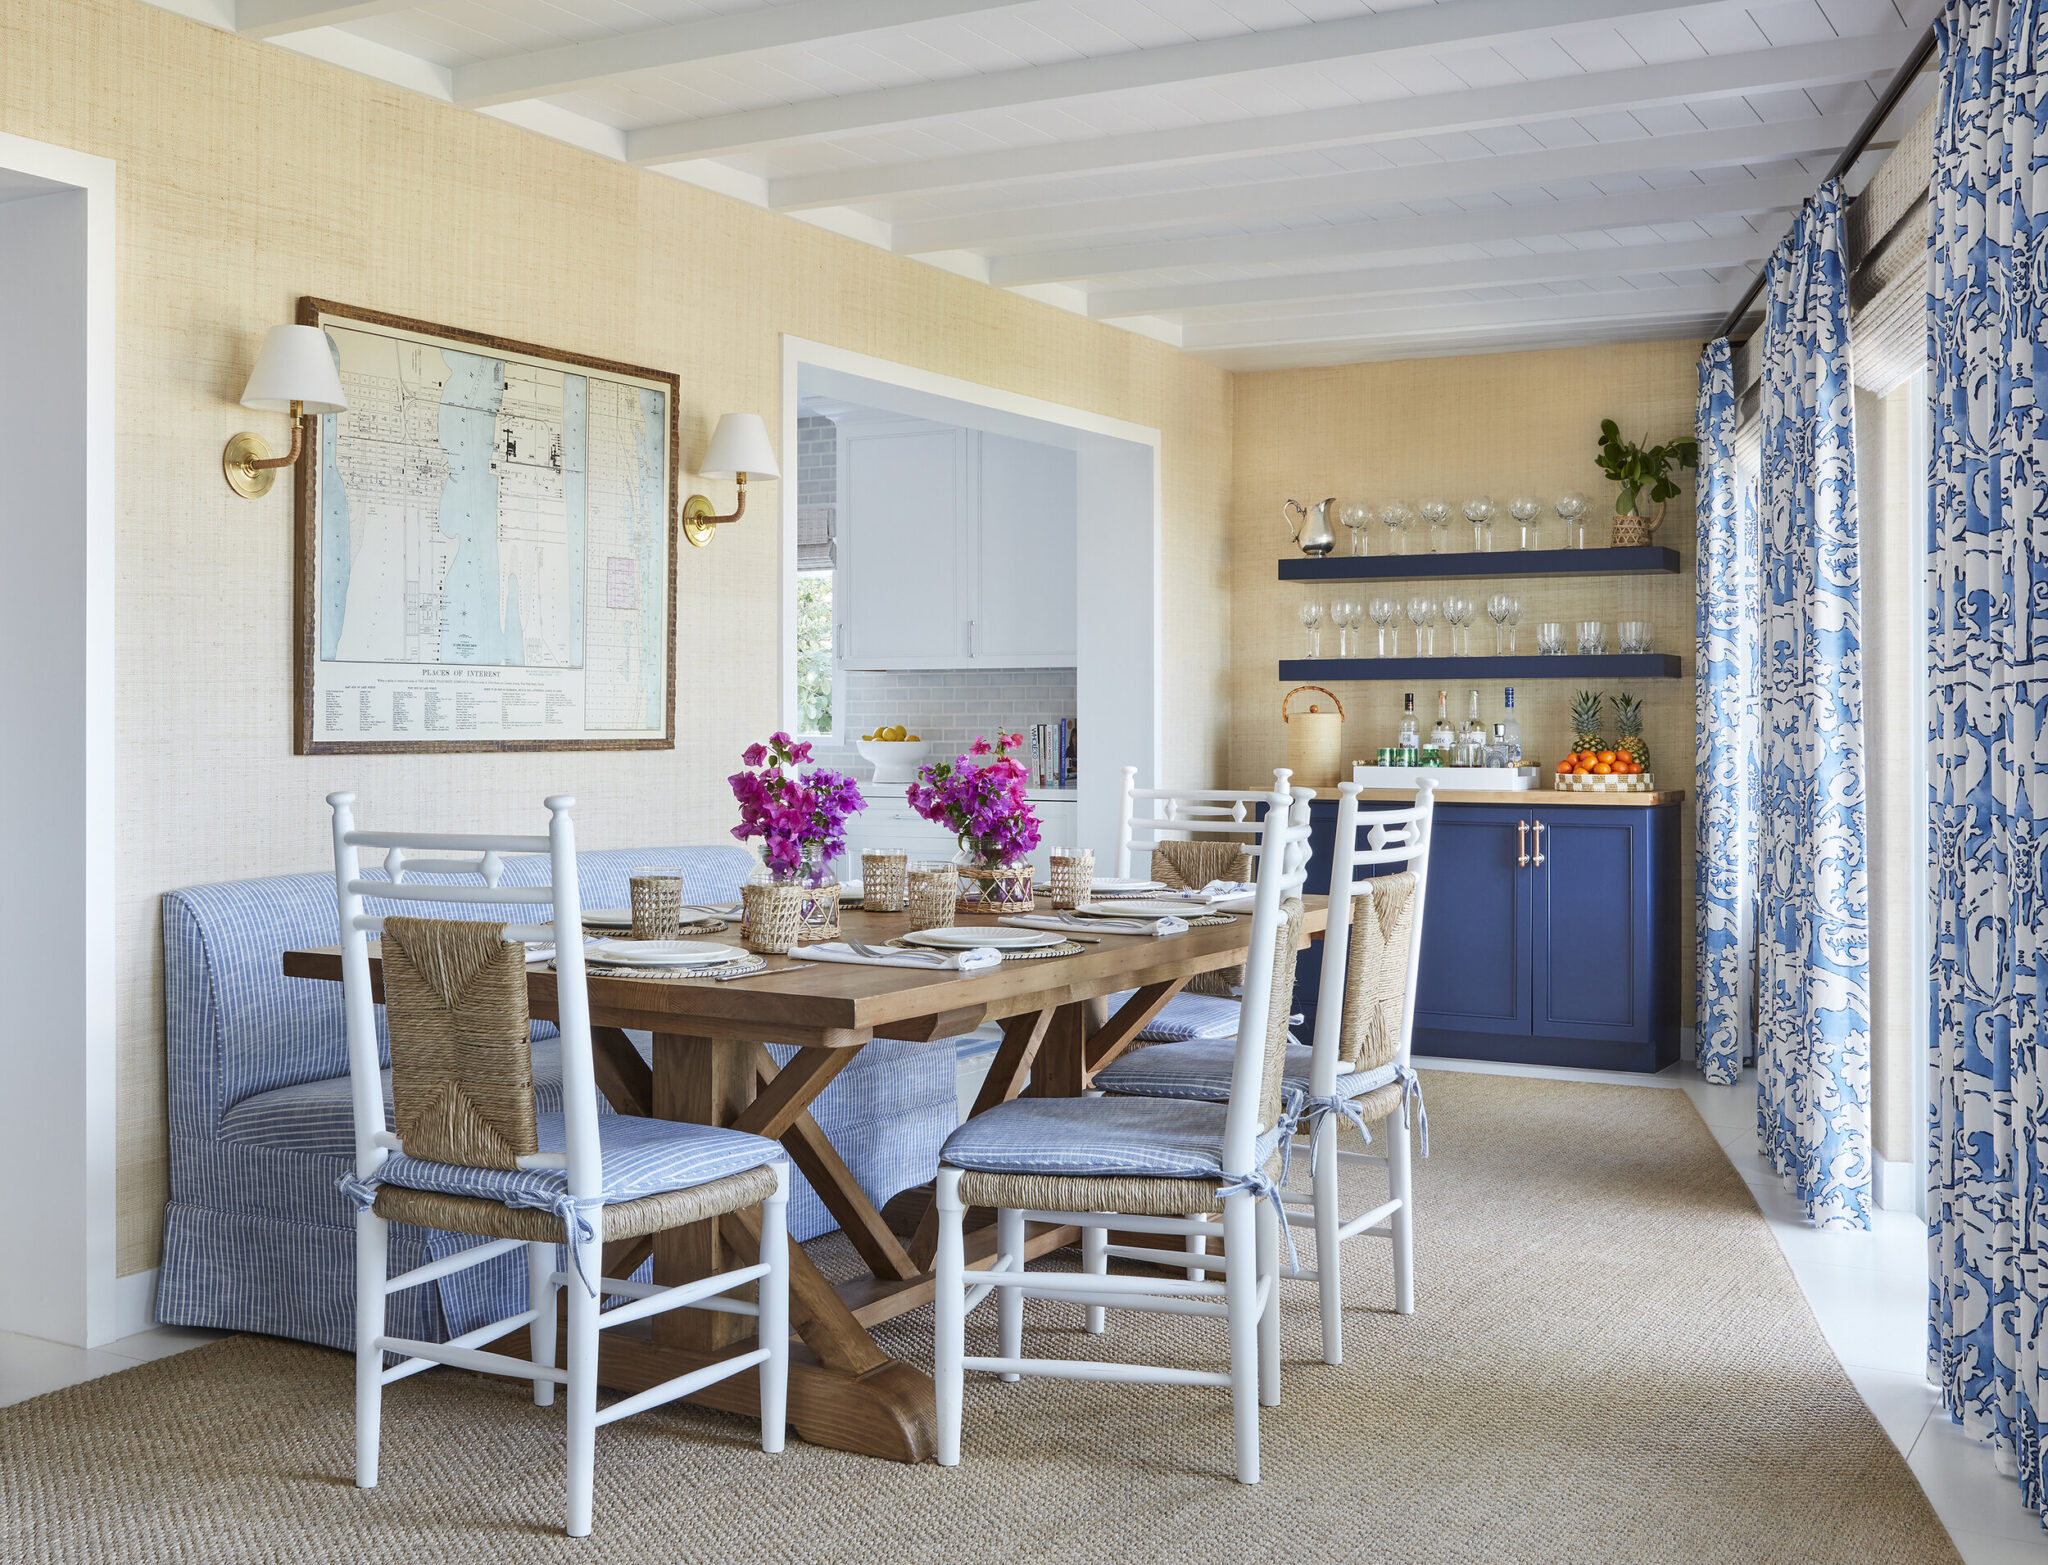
[328,793,600,1203]
[1216,778,1316,1177]
[379,917,538,1170]
[1151,839,1253,998]
[1309,779,1435,1101]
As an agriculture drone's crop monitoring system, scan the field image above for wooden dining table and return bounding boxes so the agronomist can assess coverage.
[283,897,1326,1464]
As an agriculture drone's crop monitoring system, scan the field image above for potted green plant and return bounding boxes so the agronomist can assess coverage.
[1595,419,1698,547]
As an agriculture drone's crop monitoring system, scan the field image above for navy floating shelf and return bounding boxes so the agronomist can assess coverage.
[1278,546,1680,583]
[1279,654,1682,682]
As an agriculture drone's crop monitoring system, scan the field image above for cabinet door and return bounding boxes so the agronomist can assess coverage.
[1410,805,1534,1037]
[973,432,1077,665]
[1531,809,1649,1043]
[840,426,967,667]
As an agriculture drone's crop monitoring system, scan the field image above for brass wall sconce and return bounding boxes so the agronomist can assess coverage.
[223,325,348,498]
[682,413,780,547]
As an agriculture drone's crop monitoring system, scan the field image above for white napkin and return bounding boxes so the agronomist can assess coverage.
[795,942,1003,971]
[1002,913,1190,937]
[521,943,556,962]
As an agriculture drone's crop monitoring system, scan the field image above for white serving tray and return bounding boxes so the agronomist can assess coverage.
[1350,764,1540,791]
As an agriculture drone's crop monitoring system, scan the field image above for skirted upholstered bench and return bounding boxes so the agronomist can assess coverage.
[156,844,960,1352]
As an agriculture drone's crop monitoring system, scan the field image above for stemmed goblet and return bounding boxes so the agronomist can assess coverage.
[1504,593,1523,653]
[1298,590,1327,657]
[1419,497,1453,555]
[1486,592,1514,655]
[1330,593,1365,658]
[1463,495,1497,552]
[1510,494,1543,550]
[1406,593,1439,658]
[1441,593,1475,656]
[1368,596,1399,657]
[1339,500,1373,557]
[1555,490,1589,550]
[1379,500,1415,556]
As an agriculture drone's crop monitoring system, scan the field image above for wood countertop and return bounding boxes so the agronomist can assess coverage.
[1350,786,1684,806]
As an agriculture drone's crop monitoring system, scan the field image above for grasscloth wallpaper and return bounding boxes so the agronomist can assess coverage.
[1229,342,1704,1005]
[2,0,1236,1275]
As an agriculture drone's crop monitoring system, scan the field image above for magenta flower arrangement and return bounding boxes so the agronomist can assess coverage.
[729,732,865,885]
[907,733,1042,868]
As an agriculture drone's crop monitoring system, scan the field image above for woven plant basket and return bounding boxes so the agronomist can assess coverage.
[957,860,1034,913]
[1609,502,1664,548]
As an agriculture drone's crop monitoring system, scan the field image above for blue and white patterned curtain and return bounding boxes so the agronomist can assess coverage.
[1755,179,1872,1232]
[1695,339,1762,1088]
[1929,0,2048,1508]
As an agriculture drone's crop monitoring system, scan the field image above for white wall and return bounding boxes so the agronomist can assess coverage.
[0,164,117,1344]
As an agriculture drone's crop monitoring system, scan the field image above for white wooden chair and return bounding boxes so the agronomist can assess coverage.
[329,792,790,1538]
[933,775,1316,1484]
[1096,778,1434,1364]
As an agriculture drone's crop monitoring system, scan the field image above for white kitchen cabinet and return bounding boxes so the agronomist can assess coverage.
[836,417,1076,670]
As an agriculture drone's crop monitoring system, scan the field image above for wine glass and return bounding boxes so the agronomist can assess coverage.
[1463,495,1497,551]
[1555,490,1589,550]
[1486,592,1514,655]
[1441,593,1474,656]
[1419,497,1453,555]
[1368,596,1399,657]
[1330,593,1364,657]
[1339,500,1373,556]
[1379,500,1415,556]
[1510,494,1543,550]
[1298,590,1326,657]
[1505,594,1523,653]
[1406,594,1439,658]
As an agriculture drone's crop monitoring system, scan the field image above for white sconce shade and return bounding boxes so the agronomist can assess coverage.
[240,325,348,414]
[698,413,779,479]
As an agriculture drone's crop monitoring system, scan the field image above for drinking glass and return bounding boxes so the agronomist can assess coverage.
[1047,847,1094,910]
[1441,594,1474,656]
[907,860,958,928]
[1619,620,1653,654]
[1379,500,1414,556]
[1406,594,1439,658]
[1486,592,1513,654]
[1298,590,1326,657]
[1555,490,1589,550]
[1339,500,1373,556]
[1505,594,1523,653]
[1537,621,1566,655]
[629,868,684,941]
[1510,494,1543,550]
[1463,495,1497,551]
[1368,596,1399,657]
[1419,497,1453,555]
[1577,620,1607,656]
[1330,594,1364,657]
[860,851,909,912]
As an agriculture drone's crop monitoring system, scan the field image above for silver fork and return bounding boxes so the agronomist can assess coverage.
[849,940,944,965]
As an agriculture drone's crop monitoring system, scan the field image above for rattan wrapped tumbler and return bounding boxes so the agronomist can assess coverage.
[906,861,957,928]
[741,881,806,954]
[629,871,683,940]
[1048,848,1093,910]
[861,851,909,913]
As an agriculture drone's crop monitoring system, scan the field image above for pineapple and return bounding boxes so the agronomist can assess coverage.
[1611,692,1650,771]
[1570,688,1606,755]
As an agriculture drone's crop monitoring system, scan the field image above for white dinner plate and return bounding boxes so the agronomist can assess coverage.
[1070,899,1201,920]
[1091,878,1165,894]
[900,926,1063,951]
[588,939,744,967]
[583,907,633,927]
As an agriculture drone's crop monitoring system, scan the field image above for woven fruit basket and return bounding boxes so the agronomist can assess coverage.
[1554,773,1657,792]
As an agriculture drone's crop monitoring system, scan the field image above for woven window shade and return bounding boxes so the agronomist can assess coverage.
[798,505,835,571]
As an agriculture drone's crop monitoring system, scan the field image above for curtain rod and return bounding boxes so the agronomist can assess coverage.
[1712,17,1940,343]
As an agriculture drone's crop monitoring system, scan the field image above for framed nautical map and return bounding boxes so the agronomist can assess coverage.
[292,298,678,754]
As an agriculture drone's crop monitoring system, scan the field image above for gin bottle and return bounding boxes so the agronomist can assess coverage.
[1500,686,1524,764]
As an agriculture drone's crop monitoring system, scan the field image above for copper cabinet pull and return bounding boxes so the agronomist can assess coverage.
[1532,819,1546,867]
[1517,820,1530,868]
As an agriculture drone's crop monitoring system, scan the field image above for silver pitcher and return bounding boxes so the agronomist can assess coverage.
[1284,497,1338,557]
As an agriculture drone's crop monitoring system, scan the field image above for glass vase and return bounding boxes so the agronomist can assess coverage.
[953,851,1035,913]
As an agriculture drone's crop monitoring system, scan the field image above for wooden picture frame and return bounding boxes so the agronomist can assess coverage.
[292,297,679,755]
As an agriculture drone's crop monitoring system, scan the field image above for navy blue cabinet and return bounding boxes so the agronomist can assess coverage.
[1296,797,1678,1073]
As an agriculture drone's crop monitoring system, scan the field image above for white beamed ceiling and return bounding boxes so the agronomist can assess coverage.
[156,0,1935,368]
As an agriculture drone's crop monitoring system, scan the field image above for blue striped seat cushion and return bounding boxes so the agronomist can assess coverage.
[1095,1038,1398,1109]
[374,1113,781,1209]
[940,1095,1287,1183]
[217,1037,601,1158]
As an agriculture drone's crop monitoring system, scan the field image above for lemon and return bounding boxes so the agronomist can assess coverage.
[905,733,920,742]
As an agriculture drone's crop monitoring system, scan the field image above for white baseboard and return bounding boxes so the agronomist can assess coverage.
[1874,1157,1921,1215]
[112,1268,159,1343]
[1411,1055,1686,1089]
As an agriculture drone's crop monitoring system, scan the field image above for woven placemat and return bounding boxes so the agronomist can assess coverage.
[887,937,1085,962]
[564,953,771,983]
[582,918,732,941]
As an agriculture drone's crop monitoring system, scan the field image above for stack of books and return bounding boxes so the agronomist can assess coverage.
[1027,719,1077,789]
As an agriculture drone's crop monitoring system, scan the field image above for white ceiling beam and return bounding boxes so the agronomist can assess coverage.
[622,0,1729,166]
[1191,314,1704,370]
[451,0,1036,111]
[896,114,1856,254]
[1087,233,1773,318]
[989,171,1812,286]
[768,33,1903,213]
[236,0,413,39]
[1181,283,1739,352]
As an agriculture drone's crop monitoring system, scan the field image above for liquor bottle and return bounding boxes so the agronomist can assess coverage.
[1485,722,1510,768]
[1500,686,1524,764]
[1429,690,1455,755]
[1396,693,1419,753]
[1463,688,1485,754]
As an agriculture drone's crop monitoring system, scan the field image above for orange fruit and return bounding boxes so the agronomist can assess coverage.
[1573,764,1593,775]
[1597,750,1617,765]
[1593,762,1613,775]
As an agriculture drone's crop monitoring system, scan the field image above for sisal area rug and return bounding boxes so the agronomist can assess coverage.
[2,1072,1955,1564]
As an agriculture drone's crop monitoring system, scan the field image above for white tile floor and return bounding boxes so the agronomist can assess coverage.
[4,1063,2044,1562]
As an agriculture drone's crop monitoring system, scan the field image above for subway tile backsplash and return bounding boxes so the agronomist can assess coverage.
[808,666,1076,780]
